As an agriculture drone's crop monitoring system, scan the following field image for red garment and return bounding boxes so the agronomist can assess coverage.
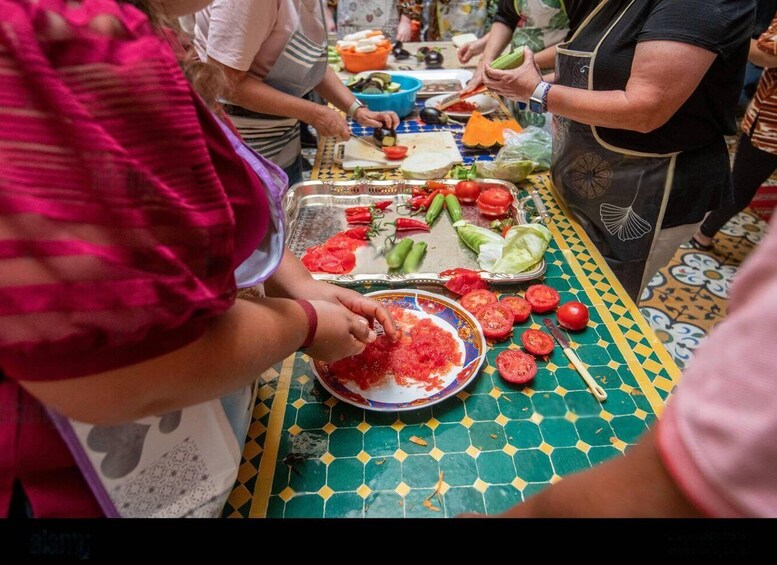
[0,0,269,517]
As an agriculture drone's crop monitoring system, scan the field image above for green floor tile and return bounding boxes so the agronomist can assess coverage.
[600,389,638,415]
[513,449,554,482]
[554,367,589,392]
[477,451,516,484]
[365,458,402,491]
[504,420,543,448]
[404,489,444,518]
[589,365,623,389]
[284,493,324,518]
[551,446,590,476]
[539,418,579,447]
[587,445,621,465]
[530,370,559,392]
[434,423,472,452]
[298,379,326,403]
[363,426,399,457]
[532,392,567,417]
[483,485,522,515]
[288,459,327,493]
[365,411,401,426]
[399,424,434,454]
[564,390,603,416]
[443,486,485,516]
[465,394,500,421]
[328,428,363,458]
[324,492,364,518]
[327,457,364,492]
[498,393,534,419]
[630,391,653,413]
[610,415,648,444]
[434,397,466,423]
[521,482,548,500]
[576,344,611,366]
[271,462,290,495]
[402,455,440,489]
[570,327,603,344]
[330,402,364,428]
[438,453,479,487]
[574,417,615,446]
[364,491,404,518]
[266,495,285,518]
[296,403,329,430]
[399,407,434,425]
[469,421,507,451]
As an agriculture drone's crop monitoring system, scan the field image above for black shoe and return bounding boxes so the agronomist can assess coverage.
[688,235,713,251]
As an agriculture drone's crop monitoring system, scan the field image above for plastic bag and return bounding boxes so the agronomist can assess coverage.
[475,126,553,182]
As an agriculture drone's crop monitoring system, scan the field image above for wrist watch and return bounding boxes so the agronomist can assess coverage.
[529,81,552,114]
[347,99,365,119]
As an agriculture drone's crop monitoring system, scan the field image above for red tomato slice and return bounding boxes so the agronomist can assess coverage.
[455,180,481,204]
[382,145,408,160]
[521,329,555,356]
[501,296,531,324]
[557,301,590,331]
[525,284,561,313]
[476,200,510,218]
[460,289,498,314]
[440,268,480,277]
[301,249,324,271]
[496,350,537,384]
[477,186,513,208]
[475,303,514,339]
[444,272,489,296]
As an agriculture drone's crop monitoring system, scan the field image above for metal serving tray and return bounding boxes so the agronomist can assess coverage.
[285,179,550,287]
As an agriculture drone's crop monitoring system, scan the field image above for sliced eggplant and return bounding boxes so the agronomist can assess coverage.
[373,127,397,147]
[386,82,401,93]
[369,72,392,86]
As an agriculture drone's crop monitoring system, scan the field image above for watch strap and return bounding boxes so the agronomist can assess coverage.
[295,299,318,350]
[347,100,364,118]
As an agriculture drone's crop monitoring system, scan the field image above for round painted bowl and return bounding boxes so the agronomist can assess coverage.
[352,74,423,119]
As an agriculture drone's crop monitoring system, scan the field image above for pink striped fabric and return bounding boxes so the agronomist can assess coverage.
[0,0,249,380]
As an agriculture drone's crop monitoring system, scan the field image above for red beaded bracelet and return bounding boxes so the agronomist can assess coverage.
[295,299,318,350]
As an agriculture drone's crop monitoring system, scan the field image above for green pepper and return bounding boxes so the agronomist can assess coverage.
[402,241,428,273]
[424,193,445,226]
[445,194,462,224]
[386,238,414,269]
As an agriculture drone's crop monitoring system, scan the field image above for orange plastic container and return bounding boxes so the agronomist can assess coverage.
[338,45,391,73]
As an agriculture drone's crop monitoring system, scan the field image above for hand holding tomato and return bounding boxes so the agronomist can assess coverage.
[306,300,375,362]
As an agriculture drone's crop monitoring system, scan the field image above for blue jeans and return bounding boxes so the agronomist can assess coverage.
[283,156,304,188]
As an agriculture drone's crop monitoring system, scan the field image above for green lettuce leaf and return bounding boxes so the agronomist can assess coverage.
[454,221,504,254]
[491,224,552,274]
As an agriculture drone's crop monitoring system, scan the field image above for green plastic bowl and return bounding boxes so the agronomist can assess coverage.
[351,74,423,119]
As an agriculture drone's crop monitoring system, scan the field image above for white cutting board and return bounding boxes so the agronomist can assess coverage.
[335,131,463,170]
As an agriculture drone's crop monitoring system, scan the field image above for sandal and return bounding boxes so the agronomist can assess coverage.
[688,235,713,251]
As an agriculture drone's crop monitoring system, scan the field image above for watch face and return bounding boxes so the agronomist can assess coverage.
[529,99,542,113]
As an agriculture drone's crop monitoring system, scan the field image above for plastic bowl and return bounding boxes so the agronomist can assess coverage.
[338,45,391,73]
[350,74,423,119]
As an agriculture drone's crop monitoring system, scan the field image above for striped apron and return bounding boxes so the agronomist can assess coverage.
[227,0,328,170]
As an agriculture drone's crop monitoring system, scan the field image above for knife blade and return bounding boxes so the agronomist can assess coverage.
[543,318,607,402]
[436,85,488,111]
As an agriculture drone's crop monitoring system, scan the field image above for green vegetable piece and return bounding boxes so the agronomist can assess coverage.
[386,238,414,269]
[491,49,525,70]
[424,193,445,225]
[490,224,552,274]
[350,166,365,180]
[402,241,428,273]
[445,194,462,224]
[455,222,503,253]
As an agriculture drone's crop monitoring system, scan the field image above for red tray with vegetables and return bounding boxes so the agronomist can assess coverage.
[284,179,550,286]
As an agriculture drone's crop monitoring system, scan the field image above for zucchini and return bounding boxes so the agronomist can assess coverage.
[491,49,525,70]
[401,242,427,273]
[386,238,414,269]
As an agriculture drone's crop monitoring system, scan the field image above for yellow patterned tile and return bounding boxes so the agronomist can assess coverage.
[508,342,521,350]
[654,376,674,393]
[262,367,279,381]
[439,481,451,496]
[241,441,262,462]
[529,412,543,424]
[391,419,405,432]
[356,421,371,433]
[610,437,627,451]
[503,444,518,456]
[575,440,591,453]
[288,424,302,436]
[460,415,474,429]
[425,418,440,431]
[299,353,310,362]
[356,450,371,464]
[429,447,444,461]
[323,422,337,434]
[539,442,553,455]
[634,409,648,421]
[356,484,372,499]
[395,482,411,497]
[318,486,334,501]
[465,446,481,459]
[619,383,634,394]
[320,452,335,465]
[253,403,270,419]
[530,322,541,330]
[291,398,306,410]
[511,477,527,491]
[257,384,274,402]
[596,339,608,348]
[643,358,664,376]
[545,362,558,372]
[228,484,252,510]
[393,449,408,463]
[457,391,471,401]
[279,487,295,503]
[634,343,653,359]
[483,366,496,376]
[599,410,614,422]
[473,478,489,493]
[495,414,509,426]
[248,421,266,439]
[607,360,620,370]
[554,386,568,397]
[523,388,535,398]
[564,411,578,423]
[624,329,644,343]
[324,397,338,408]
[489,387,503,399]
[549,474,563,485]
[296,375,310,385]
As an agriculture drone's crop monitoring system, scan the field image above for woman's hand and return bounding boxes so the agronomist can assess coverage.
[353,106,400,130]
[396,15,412,42]
[458,34,488,64]
[462,62,487,96]
[306,299,378,362]
[309,104,351,139]
[483,47,542,101]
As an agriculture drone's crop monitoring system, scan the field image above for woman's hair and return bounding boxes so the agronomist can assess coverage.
[122,0,226,108]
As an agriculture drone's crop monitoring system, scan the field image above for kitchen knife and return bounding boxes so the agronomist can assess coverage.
[436,85,488,111]
[543,318,608,402]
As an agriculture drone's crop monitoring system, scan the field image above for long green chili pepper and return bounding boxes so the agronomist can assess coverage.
[424,193,445,226]
[445,194,462,224]
[386,238,414,269]
[402,241,428,273]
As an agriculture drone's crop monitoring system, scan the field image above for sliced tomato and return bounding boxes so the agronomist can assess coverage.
[521,328,554,356]
[440,268,480,277]
[382,145,408,160]
[501,296,531,324]
[444,272,489,296]
[460,289,498,314]
[496,350,537,384]
[475,303,514,339]
[525,284,560,313]
[557,301,590,331]
[455,180,481,204]
[476,200,510,218]
[478,186,513,207]
[301,248,325,272]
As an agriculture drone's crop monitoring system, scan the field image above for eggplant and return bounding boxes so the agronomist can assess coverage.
[373,127,397,147]
[415,46,431,62]
[347,76,369,92]
[419,107,449,125]
[425,50,444,69]
[393,47,411,60]
[369,72,392,86]
[362,79,384,94]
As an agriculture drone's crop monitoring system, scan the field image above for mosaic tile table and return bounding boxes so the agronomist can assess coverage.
[224,102,681,518]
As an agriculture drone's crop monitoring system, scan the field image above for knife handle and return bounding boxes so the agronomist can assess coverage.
[563,347,607,402]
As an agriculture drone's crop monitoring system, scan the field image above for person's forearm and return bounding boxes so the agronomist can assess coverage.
[533,44,557,71]
[22,298,309,425]
[231,75,317,122]
[749,38,777,68]
[264,249,317,299]
[314,66,357,112]
[482,22,513,64]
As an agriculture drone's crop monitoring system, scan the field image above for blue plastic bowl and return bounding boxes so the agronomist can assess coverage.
[351,74,423,119]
